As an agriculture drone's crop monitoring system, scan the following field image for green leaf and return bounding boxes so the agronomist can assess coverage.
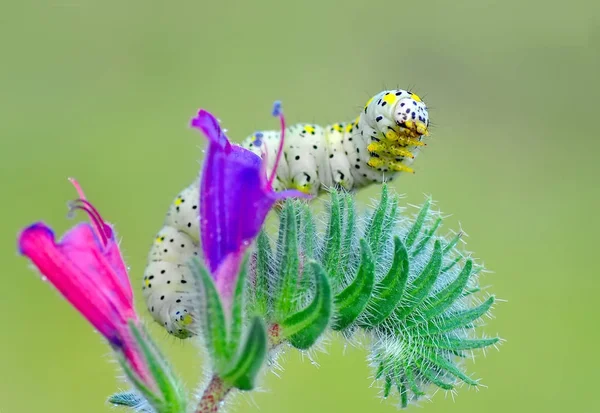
[323,190,342,282]
[281,261,332,349]
[443,231,463,255]
[396,240,442,320]
[413,296,495,335]
[128,322,185,411]
[228,252,250,356]
[442,255,462,273]
[461,286,481,297]
[117,354,164,409]
[412,216,442,257]
[363,236,410,326]
[300,203,317,259]
[221,317,267,391]
[421,260,473,320]
[398,381,408,408]
[375,361,385,380]
[383,375,393,398]
[416,360,454,390]
[274,202,300,320]
[366,183,389,258]
[333,239,375,330]
[274,201,288,265]
[418,350,478,386]
[108,391,144,408]
[298,203,317,297]
[424,336,500,351]
[188,257,229,364]
[377,194,399,257]
[253,230,272,317]
[404,364,425,397]
[390,364,414,408]
[405,198,431,249]
[339,194,356,277]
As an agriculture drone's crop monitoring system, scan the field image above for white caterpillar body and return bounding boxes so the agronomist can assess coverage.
[143,89,430,338]
[142,183,200,338]
[241,89,429,196]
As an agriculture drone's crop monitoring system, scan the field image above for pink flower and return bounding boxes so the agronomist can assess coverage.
[17,179,151,386]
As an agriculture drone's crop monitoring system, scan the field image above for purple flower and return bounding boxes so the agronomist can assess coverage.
[191,105,307,309]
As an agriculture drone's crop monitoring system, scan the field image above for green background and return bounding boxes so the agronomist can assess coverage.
[1,0,598,412]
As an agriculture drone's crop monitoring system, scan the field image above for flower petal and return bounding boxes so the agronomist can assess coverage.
[191,109,231,152]
[59,223,134,312]
[213,249,245,309]
[18,223,135,344]
[19,224,122,342]
[19,222,154,386]
[192,109,305,274]
[101,232,134,304]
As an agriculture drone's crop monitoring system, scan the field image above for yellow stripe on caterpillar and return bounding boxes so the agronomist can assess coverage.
[367,142,414,159]
[367,158,385,169]
[390,161,415,174]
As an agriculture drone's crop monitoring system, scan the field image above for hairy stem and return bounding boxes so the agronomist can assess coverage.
[196,375,232,413]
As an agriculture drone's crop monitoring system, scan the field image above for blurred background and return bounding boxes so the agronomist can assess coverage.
[1,0,598,412]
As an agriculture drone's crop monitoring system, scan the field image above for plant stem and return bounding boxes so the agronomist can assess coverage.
[268,323,283,347]
[195,325,284,413]
[196,375,232,413]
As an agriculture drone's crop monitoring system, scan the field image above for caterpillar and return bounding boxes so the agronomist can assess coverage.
[142,89,430,338]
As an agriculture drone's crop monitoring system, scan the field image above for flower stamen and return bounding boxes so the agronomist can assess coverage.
[68,198,113,247]
[67,178,114,246]
[267,100,285,191]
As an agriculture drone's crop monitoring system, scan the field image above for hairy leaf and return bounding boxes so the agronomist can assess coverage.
[108,391,144,408]
[333,239,375,330]
[412,296,495,335]
[274,202,300,320]
[405,198,431,249]
[323,190,342,282]
[221,317,267,391]
[363,236,410,326]
[418,349,478,386]
[129,323,182,410]
[396,240,442,320]
[253,230,272,317]
[188,257,228,365]
[412,216,442,257]
[228,252,250,356]
[424,336,500,351]
[281,261,331,349]
[421,259,473,320]
[366,183,389,258]
[339,194,356,277]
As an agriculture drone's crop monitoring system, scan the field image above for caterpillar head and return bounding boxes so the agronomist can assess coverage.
[394,92,429,139]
